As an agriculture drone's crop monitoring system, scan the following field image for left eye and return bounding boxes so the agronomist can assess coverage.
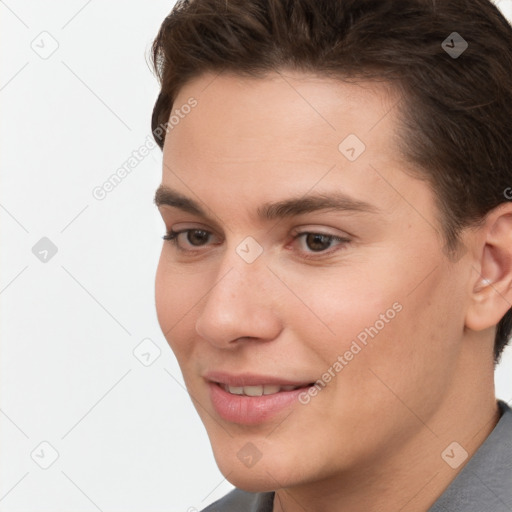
[296,232,347,252]
[162,229,350,257]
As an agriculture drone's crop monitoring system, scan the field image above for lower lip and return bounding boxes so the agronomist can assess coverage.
[208,382,312,425]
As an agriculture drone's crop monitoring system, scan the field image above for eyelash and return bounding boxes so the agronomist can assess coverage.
[162,229,350,260]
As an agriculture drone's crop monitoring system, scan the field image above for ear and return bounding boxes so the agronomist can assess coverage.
[465,203,512,332]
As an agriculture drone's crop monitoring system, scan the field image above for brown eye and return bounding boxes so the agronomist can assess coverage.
[162,228,218,253]
[292,231,351,260]
[186,229,210,246]
[304,233,334,252]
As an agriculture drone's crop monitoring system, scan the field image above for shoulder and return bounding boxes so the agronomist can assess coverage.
[429,399,512,512]
[200,488,274,512]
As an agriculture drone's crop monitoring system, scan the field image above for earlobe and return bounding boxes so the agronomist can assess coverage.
[465,205,512,332]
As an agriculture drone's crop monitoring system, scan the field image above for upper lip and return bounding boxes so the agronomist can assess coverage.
[204,371,314,387]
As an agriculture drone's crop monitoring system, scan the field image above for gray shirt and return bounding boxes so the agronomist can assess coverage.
[201,399,512,512]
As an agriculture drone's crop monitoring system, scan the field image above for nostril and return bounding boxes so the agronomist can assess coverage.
[234,336,256,342]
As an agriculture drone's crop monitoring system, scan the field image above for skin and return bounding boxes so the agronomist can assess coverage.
[154,70,512,512]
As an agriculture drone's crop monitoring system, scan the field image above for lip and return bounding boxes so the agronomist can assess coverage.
[205,371,314,425]
[204,371,313,387]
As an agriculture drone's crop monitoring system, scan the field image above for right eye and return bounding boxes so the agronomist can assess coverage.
[162,228,217,253]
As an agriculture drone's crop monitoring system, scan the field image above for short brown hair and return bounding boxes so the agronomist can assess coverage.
[150,0,512,365]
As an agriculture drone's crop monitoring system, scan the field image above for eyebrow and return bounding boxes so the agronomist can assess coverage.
[153,185,380,221]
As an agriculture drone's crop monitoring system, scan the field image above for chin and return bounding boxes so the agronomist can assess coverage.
[222,467,282,493]
[212,448,303,493]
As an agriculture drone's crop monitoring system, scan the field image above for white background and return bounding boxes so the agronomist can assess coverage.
[1,1,511,511]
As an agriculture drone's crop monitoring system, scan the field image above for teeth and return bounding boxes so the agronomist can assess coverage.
[223,384,301,396]
[226,386,244,395]
[244,385,264,396]
[262,385,281,395]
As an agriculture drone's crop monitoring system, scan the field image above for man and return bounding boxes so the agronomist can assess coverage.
[151,0,512,510]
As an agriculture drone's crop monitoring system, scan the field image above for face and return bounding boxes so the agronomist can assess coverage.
[154,71,471,491]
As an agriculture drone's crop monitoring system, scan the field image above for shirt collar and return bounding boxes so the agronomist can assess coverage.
[428,398,512,512]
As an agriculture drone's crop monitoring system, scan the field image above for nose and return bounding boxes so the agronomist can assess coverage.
[194,249,282,348]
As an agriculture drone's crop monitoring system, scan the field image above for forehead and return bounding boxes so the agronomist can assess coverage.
[161,71,434,229]
[168,70,402,161]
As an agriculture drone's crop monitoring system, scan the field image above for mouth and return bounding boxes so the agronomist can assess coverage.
[204,370,314,389]
[205,374,316,425]
[216,382,313,396]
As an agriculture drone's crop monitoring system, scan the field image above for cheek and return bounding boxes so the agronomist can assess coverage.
[154,253,202,354]
[279,256,456,396]
[277,265,403,362]
[338,268,461,419]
